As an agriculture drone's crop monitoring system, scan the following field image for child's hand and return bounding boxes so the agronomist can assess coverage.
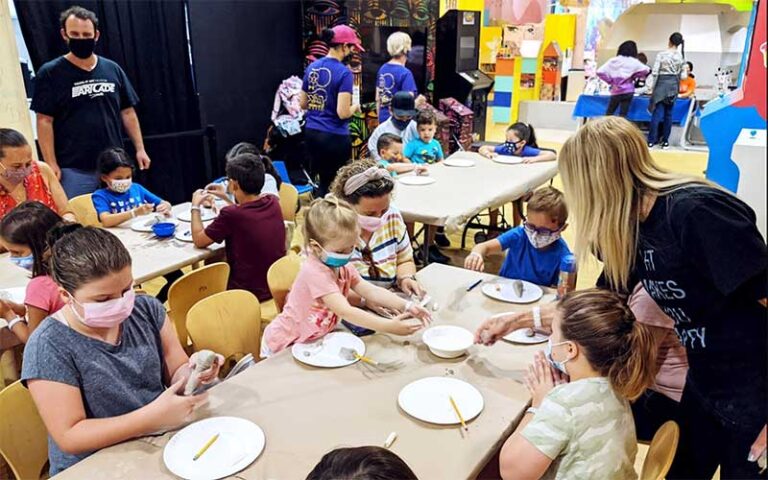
[135,203,155,217]
[522,157,538,164]
[156,202,172,216]
[204,183,229,201]
[188,352,225,384]
[414,165,429,176]
[387,313,424,336]
[0,299,26,317]
[403,302,432,326]
[464,251,484,272]
[192,189,214,208]
[525,351,558,407]
[148,377,209,431]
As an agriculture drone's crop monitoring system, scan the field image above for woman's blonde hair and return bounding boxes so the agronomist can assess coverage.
[559,116,714,290]
[559,289,657,400]
[303,195,359,248]
[387,32,412,57]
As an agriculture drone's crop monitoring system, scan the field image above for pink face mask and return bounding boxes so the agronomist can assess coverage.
[358,214,384,232]
[69,289,136,329]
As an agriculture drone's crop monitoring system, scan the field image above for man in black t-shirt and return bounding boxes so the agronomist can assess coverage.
[32,6,151,198]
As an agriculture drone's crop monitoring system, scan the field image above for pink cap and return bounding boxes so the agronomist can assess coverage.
[331,25,365,52]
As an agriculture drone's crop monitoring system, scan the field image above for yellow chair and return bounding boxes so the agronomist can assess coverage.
[640,421,680,480]
[186,290,262,371]
[67,194,100,226]
[167,263,230,352]
[278,183,299,222]
[267,253,303,314]
[289,222,304,255]
[0,381,48,480]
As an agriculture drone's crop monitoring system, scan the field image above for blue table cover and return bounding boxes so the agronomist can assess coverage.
[573,94,692,124]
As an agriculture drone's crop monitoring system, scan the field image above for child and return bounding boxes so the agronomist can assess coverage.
[308,446,417,480]
[499,289,657,479]
[191,152,286,302]
[91,148,172,228]
[403,109,444,164]
[376,133,427,176]
[21,226,223,475]
[261,196,431,356]
[464,186,571,287]
[478,123,556,163]
[678,61,696,99]
[597,40,650,117]
[204,142,282,205]
[0,202,66,342]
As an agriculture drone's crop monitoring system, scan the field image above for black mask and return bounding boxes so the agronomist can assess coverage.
[391,117,411,130]
[341,53,354,65]
[67,37,96,59]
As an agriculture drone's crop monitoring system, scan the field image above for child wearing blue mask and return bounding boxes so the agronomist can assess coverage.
[91,148,172,228]
[478,123,556,163]
[261,196,431,357]
[465,187,571,287]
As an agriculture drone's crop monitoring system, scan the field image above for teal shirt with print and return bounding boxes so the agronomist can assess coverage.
[404,138,444,164]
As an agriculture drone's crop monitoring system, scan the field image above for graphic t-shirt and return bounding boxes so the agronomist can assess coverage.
[494,143,542,157]
[91,183,163,216]
[376,63,418,123]
[302,57,353,136]
[31,56,139,171]
[629,186,766,425]
[498,226,571,286]
[403,138,444,164]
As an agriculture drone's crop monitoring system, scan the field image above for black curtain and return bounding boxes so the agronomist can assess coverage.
[14,0,206,204]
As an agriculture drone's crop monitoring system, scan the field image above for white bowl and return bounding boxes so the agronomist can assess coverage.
[422,325,474,359]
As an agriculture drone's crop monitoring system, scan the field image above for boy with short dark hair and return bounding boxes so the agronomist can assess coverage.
[376,133,427,176]
[403,110,444,164]
[464,186,572,286]
[190,153,286,301]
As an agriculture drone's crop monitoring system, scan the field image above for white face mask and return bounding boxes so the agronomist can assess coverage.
[110,178,132,194]
[524,226,561,249]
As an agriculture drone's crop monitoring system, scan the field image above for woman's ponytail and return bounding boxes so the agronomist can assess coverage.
[607,321,658,400]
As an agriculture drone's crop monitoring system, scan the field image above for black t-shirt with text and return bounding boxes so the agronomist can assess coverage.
[31,56,139,171]
[631,186,766,426]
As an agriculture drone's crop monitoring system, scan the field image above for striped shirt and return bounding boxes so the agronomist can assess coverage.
[350,207,413,287]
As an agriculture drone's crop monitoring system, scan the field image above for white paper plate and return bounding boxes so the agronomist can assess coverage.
[443,158,475,168]
[0,287,26,304]
[175,228,195,242]
[177,207,217,222]
[163,416,264,480]
[492,155,524,165]
[398,377,484,425]
[503,328,549,344]
[398,175,436,186]
[131,216,176,233]
[291,331,366,368]
[481,280,543,304]
[422,325,474,358]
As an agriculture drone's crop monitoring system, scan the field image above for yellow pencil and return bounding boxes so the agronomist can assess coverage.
[192,433,219,461]
[449,396,468,431]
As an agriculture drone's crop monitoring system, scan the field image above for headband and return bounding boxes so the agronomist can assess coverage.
[343,167,390,196]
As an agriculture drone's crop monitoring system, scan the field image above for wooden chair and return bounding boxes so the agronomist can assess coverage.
[67,194,100,226]
[640,421,680,480]
[186,290,262,373]
[267,254,303,313]
[278,183,299,222]
[0,381,48,480]
[167,263,230,352]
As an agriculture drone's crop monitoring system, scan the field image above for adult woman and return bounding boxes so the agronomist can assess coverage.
[0,128,74,222]
[475,117,767,479]
[330,160,425,300]
[21,226,223,474]
[376,31,426,123]
[647,32,685,149]
[300,25,363,194]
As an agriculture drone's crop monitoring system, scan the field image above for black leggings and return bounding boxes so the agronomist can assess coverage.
[631,389,681,442]
[606,92,634,117]
[304,128,352,195]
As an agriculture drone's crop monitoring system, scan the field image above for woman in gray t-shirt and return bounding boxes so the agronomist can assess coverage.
[21,225,223,475]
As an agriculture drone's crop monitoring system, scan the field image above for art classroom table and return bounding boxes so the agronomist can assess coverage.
[394,151,559,263]
[53,263,554,480]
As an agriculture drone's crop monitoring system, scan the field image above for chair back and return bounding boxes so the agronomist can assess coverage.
[278,183,299,222]
[0,381,48,480]
[167,263,230,351]
[640,421,680,480]
[272,160,292,184]
[267,254,303,313]
[67,194,100,226]
[186,290,262,371]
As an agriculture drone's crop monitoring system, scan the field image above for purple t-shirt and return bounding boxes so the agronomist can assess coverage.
[377,63,418,123]
[302,57,353,136]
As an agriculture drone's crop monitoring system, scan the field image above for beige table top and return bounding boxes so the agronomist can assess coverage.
[393,151,558,232]
[54,263,554,480]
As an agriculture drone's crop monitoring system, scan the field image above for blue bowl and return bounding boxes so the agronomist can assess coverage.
[152,222,176,238]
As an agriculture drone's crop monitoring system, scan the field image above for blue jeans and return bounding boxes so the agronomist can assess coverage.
[648,101,674,144]
[60,168,101,198]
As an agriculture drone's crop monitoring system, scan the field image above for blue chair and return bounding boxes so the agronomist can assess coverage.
[272,160,314,196]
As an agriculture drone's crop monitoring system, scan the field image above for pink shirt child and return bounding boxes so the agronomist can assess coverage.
[25,275,65,316]
[263,255,361,355]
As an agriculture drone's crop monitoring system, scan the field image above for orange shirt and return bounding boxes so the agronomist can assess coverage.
[679,76,697,96]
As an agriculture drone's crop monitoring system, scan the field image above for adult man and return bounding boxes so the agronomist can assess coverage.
[32,6,151,198]
[367,91,419,163]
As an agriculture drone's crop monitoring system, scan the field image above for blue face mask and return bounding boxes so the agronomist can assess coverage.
[10,254,34,271]
[314,243,352,268]
[545,338,571,375]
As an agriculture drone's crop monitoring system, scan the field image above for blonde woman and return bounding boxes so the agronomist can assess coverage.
[376,32,426,123]
[475,117,767,479]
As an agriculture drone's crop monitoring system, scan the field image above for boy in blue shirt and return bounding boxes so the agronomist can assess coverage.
[464,186,571,287]
[403,109,444,164]
[376,133,427,177]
